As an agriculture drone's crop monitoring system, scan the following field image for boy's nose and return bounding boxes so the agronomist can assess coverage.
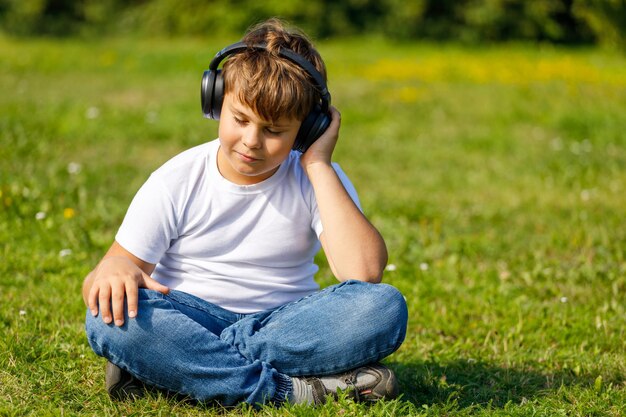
[242,128,263,149]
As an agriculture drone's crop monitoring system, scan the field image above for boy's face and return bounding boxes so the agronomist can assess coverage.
[217,93,301,185]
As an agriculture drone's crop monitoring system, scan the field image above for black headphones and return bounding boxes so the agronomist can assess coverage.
[201,42,331,153]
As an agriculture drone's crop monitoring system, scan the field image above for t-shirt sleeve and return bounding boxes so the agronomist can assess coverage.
[115,174,178,264]
[311,163,362,237]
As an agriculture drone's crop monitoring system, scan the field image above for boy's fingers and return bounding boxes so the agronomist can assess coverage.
[327,107,341,130]
[88,286,99,317]
[330,106,341,123]
[142,274,170,294]
[110,284,126,326]
[98,284,113,324]
[125,281,138,319]
[317,107,340,144]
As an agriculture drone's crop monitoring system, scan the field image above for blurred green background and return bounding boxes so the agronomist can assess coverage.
[1,0,625,48]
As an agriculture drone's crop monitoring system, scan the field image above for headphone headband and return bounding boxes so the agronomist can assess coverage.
[208,41,330,111]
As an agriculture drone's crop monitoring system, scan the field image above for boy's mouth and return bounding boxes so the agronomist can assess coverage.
[236,151,262,162]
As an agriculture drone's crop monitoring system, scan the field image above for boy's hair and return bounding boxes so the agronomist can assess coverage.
[223,18,327,123]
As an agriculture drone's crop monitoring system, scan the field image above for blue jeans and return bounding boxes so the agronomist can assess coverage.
[85,280,408,406]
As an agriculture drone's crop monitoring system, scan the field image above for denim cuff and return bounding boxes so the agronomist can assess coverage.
[271,373,292,405]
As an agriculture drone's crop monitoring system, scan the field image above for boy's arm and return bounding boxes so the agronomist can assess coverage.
[82,241,169,326]
[301,107,388,283]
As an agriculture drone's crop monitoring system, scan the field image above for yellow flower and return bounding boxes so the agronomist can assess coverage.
[63,208,76,219]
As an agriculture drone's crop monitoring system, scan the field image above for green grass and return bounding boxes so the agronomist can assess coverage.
[1,35,625,416]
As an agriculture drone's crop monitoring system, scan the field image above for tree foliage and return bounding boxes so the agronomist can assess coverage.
[0,0,624,47]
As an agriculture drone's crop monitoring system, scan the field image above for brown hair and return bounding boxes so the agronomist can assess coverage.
[222,18,327,123]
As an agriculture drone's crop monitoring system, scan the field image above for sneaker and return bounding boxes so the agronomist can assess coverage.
[303,363,399,405]
[105,361,145,400]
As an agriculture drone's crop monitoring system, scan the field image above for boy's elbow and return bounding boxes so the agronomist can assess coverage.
[337,270,383,284]
[351,253,388,284]
[331,239,388,283]
[349,267,384,283]
[367,260,387,283]
[364,245,387,283]
[363,273,383,284]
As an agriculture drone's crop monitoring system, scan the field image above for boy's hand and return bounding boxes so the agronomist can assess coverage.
[300,106,341,169]
[87,255,169,326]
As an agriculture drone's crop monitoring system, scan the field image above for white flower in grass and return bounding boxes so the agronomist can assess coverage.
[59,248,73,257]
[560,297,568,303]
[420,262,429,271]
[145,110,158,124]
[67,162,82,175]
[385,264,397,272]
[19,310,26,316]
[580,189,591,201]
[86,106,100,119]
[35,211,46,220]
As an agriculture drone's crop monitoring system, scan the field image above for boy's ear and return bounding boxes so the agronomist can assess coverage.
[201,69,225,120]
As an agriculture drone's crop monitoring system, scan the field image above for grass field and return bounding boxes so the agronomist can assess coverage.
[1,35,625,416]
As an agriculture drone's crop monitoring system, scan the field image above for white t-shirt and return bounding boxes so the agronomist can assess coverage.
[115,139,360,313]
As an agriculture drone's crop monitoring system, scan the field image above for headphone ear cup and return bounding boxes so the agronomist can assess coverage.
[201,69,225,120]
[201,70,214,118]
[294,106,331,152]
[211,71,225,120]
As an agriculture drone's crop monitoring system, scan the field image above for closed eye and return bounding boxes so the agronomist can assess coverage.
[234,117,248,126]
[265,127,284,135]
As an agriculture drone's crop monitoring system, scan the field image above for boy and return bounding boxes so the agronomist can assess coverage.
[82,18,407,407]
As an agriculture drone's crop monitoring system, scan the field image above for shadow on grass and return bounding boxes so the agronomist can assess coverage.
[388,359,593,409]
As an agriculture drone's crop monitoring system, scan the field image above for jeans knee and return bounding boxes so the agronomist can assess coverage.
[346,280,406,314]
[347,281,408,344]
[375,283,407,323]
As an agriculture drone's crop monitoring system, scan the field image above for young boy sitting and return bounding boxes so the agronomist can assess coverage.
[82,18,408,407]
